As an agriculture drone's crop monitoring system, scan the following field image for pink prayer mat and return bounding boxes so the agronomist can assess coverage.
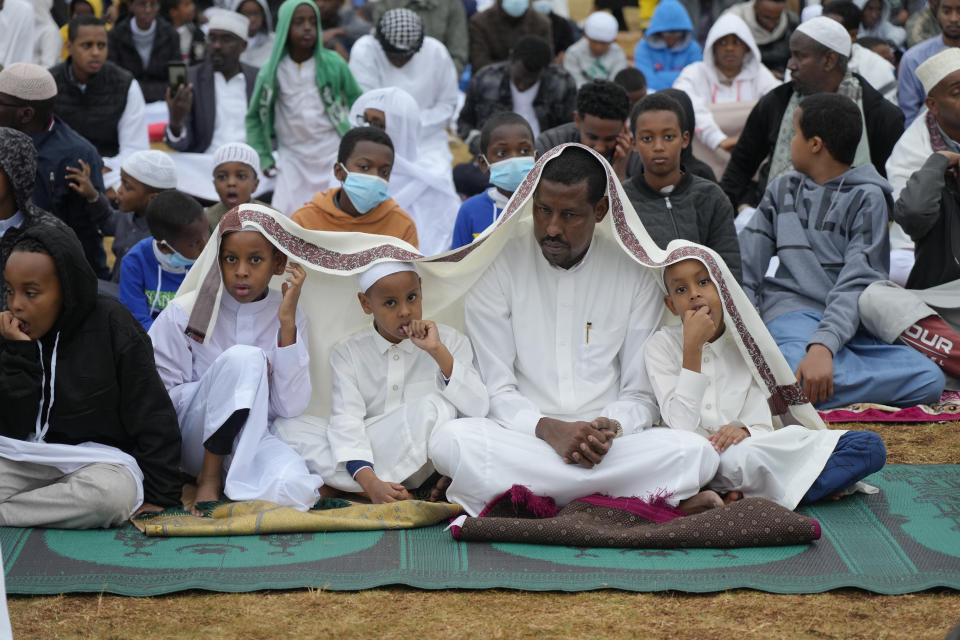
[819,391,960,423]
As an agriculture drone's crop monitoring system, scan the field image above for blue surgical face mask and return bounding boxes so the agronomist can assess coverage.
[532,0,552,14]
[501,0,530,18]
[485,155,535,193]
[156,240,196,270]
[339,164,391,214]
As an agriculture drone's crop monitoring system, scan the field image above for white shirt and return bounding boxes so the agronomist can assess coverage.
[275,55,336,158]
[0,0,35,67]
[464,231,661,436]
[328,324,489,463]
[149,288,311,420]
[0,212,24,238]
[644,324,775,438]
[510,79,541,139]
[208,70,249,150]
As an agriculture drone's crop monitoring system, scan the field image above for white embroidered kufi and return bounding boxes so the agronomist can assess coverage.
[794,17,851,57]
[207,8,250,41]
[213,141,261,176]
[584,12,619,43]
[358,261,418,293]
[122,150,178,189]
[0,63,58,100]
[916,47,960,94]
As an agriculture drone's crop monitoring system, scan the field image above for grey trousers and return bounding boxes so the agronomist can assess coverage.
[0,459,138,529]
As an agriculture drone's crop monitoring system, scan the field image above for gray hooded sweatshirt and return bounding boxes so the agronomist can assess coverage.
[740,164,892,355]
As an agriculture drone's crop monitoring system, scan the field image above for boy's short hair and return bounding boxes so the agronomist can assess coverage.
[822,0,861,30]
[479,111,535,156]
[146,190,204,242]
[540,146,606,205]
[629,92,685,135]
[576,80,630,122]
[613,67,646,93]
[337,127,395,164]
[511,35,552,73]
[797,93,862,165]
[67,14,105,40]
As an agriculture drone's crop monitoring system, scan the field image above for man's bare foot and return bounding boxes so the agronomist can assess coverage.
[428,475,452,502]
[723,490,743,504]
[679,490,723,515]
[192,475,222,516]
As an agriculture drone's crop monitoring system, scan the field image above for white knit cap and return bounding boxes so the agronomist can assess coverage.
[0,63,58,101]
[207,8,250,41]
[794,16,851,57]
[583,11,618,43]
[358,261,418,293]
[122,150,178,189]
[916,47,960,94]
[213,142,260,176]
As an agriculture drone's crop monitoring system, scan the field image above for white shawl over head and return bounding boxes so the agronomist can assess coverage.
[172,143,824,429]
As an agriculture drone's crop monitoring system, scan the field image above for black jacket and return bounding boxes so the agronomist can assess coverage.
[0,225,183,507]
[895,152,960,290]
[164,60,259,153]
[108,16,181,103]
[50,60,134,158]
[720,75,905,208]
[623,170,742,281]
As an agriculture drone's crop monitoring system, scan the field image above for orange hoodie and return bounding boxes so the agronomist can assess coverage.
[292,188,419,249]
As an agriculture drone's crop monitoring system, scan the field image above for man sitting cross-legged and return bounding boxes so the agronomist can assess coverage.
[429,146,721,517]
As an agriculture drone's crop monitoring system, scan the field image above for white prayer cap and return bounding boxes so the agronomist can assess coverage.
[207,8,250,41]
[213,142,260,176]
[0,63,58,101]
[584,12,619,43]
[794,16,851,57]
[916,47,960,94]
[358,261,418,293]
[122,150,178,189]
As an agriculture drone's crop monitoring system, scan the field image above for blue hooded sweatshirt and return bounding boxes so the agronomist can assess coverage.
[633,0,702,91]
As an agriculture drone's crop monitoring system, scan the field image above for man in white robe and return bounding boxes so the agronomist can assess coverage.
[429,146,722,517]
[0,0,35,68]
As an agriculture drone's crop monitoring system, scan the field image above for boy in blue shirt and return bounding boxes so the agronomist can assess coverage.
[118,190,210,330]
[632,0,702,92]
[450,112,535,249]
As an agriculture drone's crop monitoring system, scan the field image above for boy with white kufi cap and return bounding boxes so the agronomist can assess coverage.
[205,141,268,230]
[275,260,489,503]
[563,11,628,86]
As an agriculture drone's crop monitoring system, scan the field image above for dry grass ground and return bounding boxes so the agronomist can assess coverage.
[8,421,960,640]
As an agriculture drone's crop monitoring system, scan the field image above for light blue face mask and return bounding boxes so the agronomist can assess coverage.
[531,0,552,14]
[485,155,535,193]
[501,0,530,18]
[339,165,391,214]
[157,241,196,269]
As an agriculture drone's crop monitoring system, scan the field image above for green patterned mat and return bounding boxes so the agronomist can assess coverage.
[3,465,959,596]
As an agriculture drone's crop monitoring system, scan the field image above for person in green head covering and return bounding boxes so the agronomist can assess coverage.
[244,0,362,215]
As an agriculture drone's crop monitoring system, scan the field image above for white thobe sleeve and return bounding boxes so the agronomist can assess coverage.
[8,8,35,65]
[328,342,375,464]
[599,272,660,433]
[643,330,709,436]
[346,37,381,93]
[464,264,543,436]
[148,304,200,414]
[117,81,150,156]
[439,328,490,418]
[267,308,311,418]
[418,46,459,133]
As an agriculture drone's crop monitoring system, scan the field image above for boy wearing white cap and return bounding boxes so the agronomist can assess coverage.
[205,142,267,230]
[562,11,628,87]
[278,262,488,503]
[99,150,178,281]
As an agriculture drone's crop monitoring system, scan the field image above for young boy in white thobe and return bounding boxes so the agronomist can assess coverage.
[279,262,488,503]
[149,224,324,512]
[644,257,888,509]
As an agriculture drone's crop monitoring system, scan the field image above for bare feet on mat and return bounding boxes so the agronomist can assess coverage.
[428,476,452,502]
[723,491,743,504]
[192,474,223,515]
[679,490,723,515]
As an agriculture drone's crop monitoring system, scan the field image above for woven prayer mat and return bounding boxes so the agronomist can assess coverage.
[3,465,959,596]
[820,391,960,423]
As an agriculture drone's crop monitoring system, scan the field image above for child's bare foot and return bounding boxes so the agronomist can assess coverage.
[428,475,452,502]
[723,490,743,504]
[679,490,723,515]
